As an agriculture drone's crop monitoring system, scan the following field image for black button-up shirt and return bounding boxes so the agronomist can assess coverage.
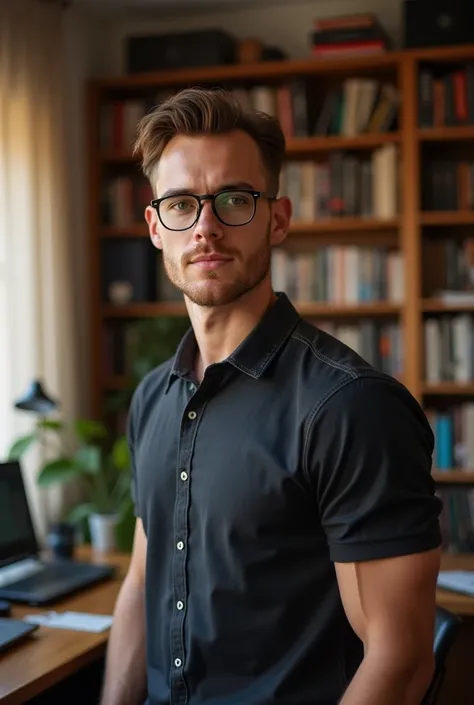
[128,293,442,705]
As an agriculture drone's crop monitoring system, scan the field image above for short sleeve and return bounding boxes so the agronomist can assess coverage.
[304,375,442,563]
[126,392,140,518]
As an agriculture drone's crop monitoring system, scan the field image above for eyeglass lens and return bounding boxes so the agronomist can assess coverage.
[158,190,256,230]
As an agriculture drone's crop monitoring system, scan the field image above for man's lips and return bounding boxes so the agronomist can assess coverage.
[190,254,233,270]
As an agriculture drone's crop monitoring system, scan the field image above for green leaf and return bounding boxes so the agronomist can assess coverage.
[36,419,63,432]
[8,434,36,460]
[112,436,130,471]
[68,502,95,524]
[74,419,107,444]
[75,445,102,475]
[37,458,79,487]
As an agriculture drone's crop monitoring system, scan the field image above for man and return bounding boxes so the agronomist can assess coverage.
[100,87,442,705]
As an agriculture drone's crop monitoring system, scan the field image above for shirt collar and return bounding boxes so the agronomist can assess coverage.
[165,293,300,393]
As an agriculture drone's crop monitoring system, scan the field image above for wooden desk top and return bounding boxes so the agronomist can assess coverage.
[0,547,130,705]
[0,548,473,704]
[438,553,474,617]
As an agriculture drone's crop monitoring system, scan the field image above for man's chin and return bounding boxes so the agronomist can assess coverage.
[182,281,247,308]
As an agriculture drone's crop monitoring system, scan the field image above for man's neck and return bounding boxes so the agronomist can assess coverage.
[185,282,277,383]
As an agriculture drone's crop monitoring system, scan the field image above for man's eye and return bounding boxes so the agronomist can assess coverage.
[170,200,192,211]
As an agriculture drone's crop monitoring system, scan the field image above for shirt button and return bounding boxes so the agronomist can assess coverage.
[188,410,197,420]
[188,383,196,392]
[180,471,188,481]
[174,658,182,668]
[177,541,184,550]
[177,601,184,610]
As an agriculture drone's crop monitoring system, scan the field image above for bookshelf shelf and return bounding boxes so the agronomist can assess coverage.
[288,217,400,234]
[432,471,474,485]
[418,126,474,142]
[102,218,400,240]
[285,132,401,154]
[93,53,402,93]
[422,298,474,313]
[101,133,401,166]
[420,212,474,226]
[101,301,400,320]
[102,302,187,318]
[423,383,474,396]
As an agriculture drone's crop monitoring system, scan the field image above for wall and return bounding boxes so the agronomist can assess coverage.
[98,0,404,77]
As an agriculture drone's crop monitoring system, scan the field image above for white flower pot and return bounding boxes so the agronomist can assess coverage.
[88,513,118,553]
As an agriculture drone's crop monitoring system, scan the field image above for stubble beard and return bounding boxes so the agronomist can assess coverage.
[162,225,272,308]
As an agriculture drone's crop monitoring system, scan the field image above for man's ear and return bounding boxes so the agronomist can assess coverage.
[145,205,163,250]
[270,196,292,247]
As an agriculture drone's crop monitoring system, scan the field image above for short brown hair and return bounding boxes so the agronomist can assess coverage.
[133,87,286,194]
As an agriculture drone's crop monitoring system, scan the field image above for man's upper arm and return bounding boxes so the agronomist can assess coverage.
[127,518,147,587]
[304,375,443,563]
[334,548,441,663]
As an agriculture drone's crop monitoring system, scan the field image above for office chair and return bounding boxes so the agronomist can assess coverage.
[421,606,462,705]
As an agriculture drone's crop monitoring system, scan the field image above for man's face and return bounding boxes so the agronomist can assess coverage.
[145,130,291,308]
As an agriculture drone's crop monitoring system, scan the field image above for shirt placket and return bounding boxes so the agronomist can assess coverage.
[170,381,200,705]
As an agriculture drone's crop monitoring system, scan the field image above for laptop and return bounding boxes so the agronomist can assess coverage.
[0,617,38,653]
[0,461,116,605]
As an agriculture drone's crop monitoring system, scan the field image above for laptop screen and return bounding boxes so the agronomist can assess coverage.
[0,462,38,565]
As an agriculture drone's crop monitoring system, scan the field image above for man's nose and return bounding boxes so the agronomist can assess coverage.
[192,200,224,241]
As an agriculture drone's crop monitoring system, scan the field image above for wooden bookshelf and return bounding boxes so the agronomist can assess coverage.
[423,384,474,396]
[422,299,474,313]
[88,44,474,531]
[418,125,474,142]
[433,471,474,485]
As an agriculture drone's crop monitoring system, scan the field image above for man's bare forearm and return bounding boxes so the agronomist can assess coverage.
[339,652,434,705]
[100,576,147,705]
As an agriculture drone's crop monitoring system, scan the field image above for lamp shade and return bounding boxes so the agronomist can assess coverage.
[14,379,57,414]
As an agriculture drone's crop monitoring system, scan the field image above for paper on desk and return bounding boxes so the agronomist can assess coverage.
[23,611,113,633]
[437,570,474,597]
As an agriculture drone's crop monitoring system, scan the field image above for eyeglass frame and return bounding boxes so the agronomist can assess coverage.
[150,189,277,231]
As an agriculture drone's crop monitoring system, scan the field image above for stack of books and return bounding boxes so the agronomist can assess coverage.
[311,13,392,59]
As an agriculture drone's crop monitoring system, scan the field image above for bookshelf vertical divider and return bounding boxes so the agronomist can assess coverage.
[400,54,422,400]
[87,82,103,419]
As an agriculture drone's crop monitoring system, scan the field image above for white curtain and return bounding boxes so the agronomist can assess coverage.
[0,0,84,538]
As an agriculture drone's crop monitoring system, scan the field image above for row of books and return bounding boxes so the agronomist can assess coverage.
[280,146,398,220]
[427,403,474,470]
[438,488,474,554]
[99,78,399,150]
[271,247,403,304]
[316,320,402,378]
[419,65,474,129]
[102,177,153,227]
[424,237,474,297]
[424,315,474,384]
[422,160,474,212]
[100,88,175,152]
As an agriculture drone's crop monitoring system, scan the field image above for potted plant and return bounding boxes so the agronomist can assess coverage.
[8,418,133,553]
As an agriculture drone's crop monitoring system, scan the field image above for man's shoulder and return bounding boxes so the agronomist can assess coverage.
[130,357,174,417]
[286,317,378,386]
[284,317,422,417]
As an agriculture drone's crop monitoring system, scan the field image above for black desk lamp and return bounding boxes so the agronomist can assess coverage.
[14,379,57,414]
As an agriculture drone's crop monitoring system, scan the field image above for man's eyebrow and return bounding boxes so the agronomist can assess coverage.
[158,182,257,199]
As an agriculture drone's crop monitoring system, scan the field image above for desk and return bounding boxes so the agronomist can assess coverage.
[0,550,473,705]
[0,547,129,705]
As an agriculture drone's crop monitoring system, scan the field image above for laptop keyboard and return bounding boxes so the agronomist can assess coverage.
[0,558,44,587]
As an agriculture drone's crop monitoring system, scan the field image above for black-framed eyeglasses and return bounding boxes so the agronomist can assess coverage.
[150,189,276,231]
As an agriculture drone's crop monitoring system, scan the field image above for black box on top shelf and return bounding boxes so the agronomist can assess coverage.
[126,29,237,73]
[404,0,474,48]
[101,238,157,304]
